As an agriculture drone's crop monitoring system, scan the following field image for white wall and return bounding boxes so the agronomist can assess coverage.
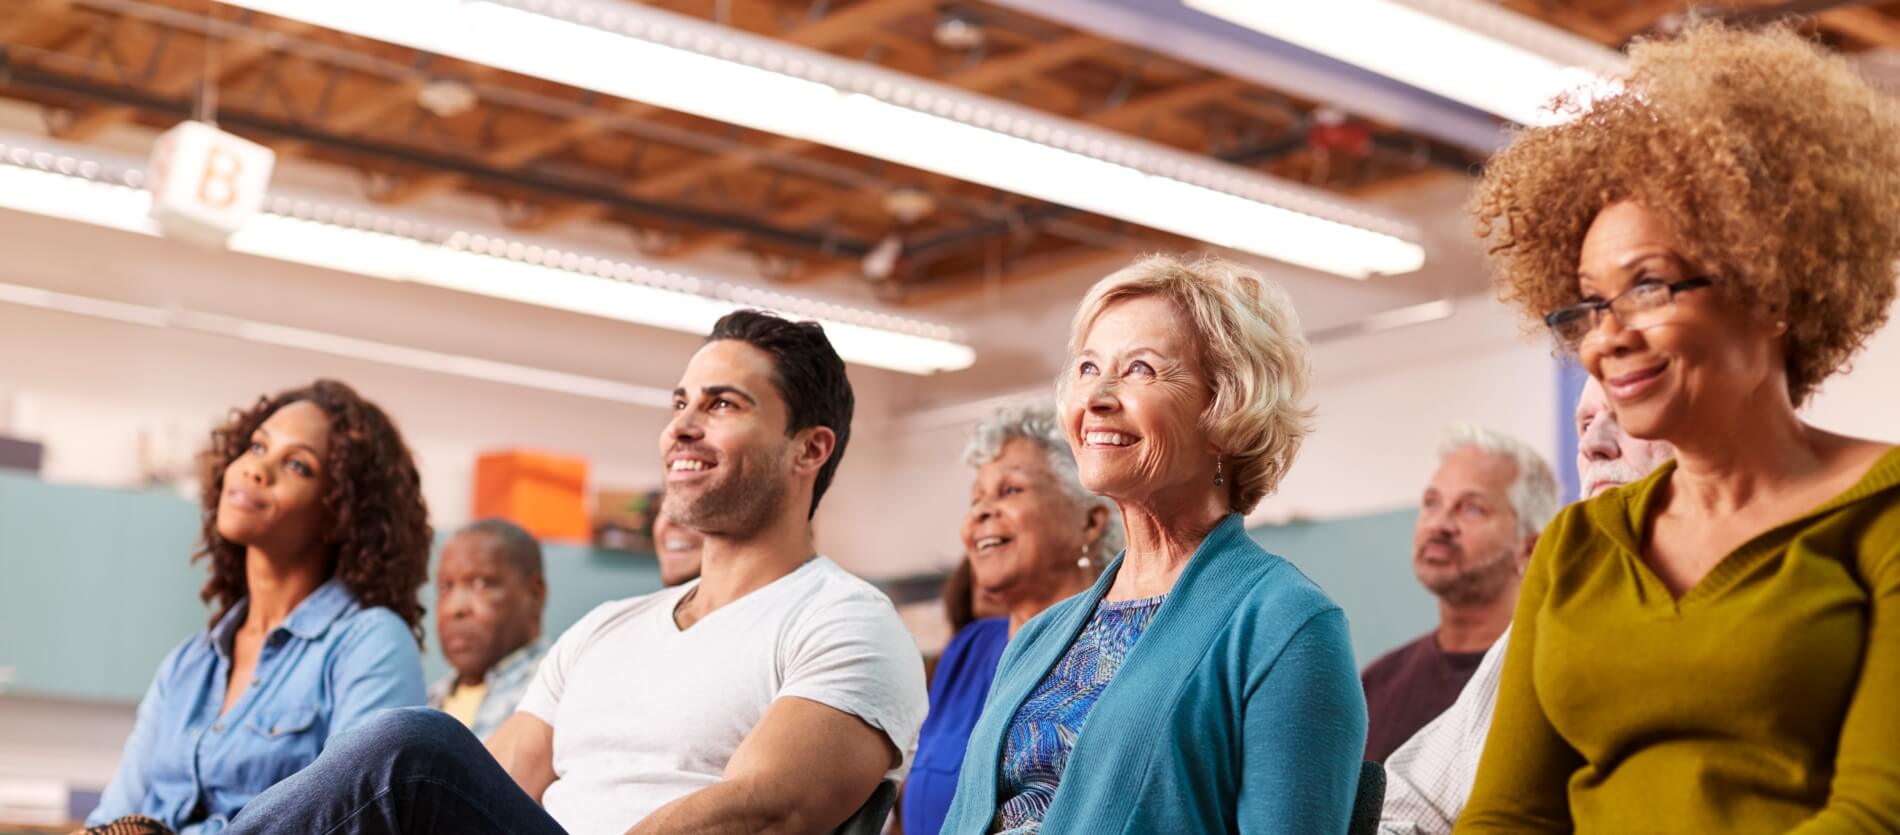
[0,206,931,575]
[1804,302,1900,440]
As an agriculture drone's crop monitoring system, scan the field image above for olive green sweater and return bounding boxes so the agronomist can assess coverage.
[1456,446,1900,834]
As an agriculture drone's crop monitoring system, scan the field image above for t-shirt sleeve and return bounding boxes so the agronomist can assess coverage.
[516,599,621,724]
[777,590,929,772]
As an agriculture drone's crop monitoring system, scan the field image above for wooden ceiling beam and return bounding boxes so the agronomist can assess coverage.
[665,191,852,258]
[772,0,932,47]
[55,18,310,141]
[938,33,1112,93]
[0,0,76,44]
[271,76,425,158]
[374,0,929,205]
[1492,0,1627,46]
[1089,76,1248,131]
[627,34,1109,199]
[883,246,1133,306]
[1818,6,1900,50]
[527,31,1117,231]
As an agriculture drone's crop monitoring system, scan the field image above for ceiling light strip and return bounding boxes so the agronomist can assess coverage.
[0,279,676,407]
[1187,0,1624,128]
[210,0,1426,278]
[0,134,976,375]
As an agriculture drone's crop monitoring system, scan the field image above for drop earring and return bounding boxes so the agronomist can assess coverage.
[1214,458,1225,487]
[1077,542,1092,569]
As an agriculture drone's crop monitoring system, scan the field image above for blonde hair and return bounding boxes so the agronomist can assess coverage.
[1063,253,1315,513]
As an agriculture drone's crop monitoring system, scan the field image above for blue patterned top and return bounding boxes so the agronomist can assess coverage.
[993,594,1167,834]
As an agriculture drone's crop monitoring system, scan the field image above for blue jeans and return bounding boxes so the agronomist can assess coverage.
[223,708,569,835]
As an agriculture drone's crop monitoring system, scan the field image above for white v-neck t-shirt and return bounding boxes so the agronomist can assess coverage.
[515,556,927,835]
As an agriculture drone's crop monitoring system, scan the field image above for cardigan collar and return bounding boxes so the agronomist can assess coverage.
[966,512,1278,831]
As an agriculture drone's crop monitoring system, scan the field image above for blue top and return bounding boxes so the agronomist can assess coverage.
[940,514,1369,835]
[996,595,1165,833]
[88,576,426,834]
[901,617,1009,835]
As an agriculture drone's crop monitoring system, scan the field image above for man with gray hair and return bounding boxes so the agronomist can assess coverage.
[1361,425,1557,762]
[430,518,550,740]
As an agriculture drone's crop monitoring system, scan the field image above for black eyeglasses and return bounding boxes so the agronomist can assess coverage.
[1543,277,1712,352]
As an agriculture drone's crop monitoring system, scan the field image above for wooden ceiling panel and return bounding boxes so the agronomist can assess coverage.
[0,0,1481,305]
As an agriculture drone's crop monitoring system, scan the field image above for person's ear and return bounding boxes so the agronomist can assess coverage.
[790,426,838,477]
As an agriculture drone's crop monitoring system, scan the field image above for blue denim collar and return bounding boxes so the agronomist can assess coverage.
[211,575,357,657]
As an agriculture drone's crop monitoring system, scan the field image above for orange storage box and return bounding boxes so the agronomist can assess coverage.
[473,450,590,543]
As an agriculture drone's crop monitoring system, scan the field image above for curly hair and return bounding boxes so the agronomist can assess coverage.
[1473,21,1900,405]
[195,379,432,642]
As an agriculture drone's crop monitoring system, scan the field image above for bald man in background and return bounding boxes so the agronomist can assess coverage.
[431,519,550,741]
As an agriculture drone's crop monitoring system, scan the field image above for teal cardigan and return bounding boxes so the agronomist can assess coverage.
[939,514,1367,834]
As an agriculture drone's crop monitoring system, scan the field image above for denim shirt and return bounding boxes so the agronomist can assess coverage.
[426,637,549,740]
[88,577,426,834]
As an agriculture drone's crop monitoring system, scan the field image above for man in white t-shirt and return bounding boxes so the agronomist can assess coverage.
[224,310,928,835]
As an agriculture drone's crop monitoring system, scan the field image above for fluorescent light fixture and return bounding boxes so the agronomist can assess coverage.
[1307,298,1455,343]
[0,280,676,407]
[0,135,976,375]
[211,0,1426,278]
[1188,0,1624,127]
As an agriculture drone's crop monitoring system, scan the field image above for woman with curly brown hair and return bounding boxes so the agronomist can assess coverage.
[84,379,433,835]
[1456,22,1900,834]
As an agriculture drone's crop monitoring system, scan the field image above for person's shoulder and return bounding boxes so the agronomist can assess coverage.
[153,627,216,681]
[799,556,900,606]
[942,617,1009,662]
[562,586,684,640]
[332,606,418,651]
[1361,631,1435,679]
[1227,537,1342,629]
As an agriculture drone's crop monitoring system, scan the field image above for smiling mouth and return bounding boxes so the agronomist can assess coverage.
[222,489,267,512]
[974,536,1012,553]
[1605,362,1666,399]
[1083,431,1138,448]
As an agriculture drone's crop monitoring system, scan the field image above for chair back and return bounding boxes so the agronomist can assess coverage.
[830,779,898,835]
[1349,760,1386,835]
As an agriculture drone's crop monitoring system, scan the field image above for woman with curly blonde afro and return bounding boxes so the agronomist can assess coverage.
[85,380,432,835]
[1455,22,1900,834]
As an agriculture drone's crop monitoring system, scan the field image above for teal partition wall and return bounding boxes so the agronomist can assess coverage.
[0,473,208,701]
[2,470,1437,699]
[0,472,664,702]
[1249,508,1436,669]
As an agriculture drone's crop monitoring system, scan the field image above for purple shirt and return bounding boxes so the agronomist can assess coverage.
[1360,630,1485,762]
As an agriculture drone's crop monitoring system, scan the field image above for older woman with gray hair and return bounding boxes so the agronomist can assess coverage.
[941,253,1366,834]
[901,402,1120,835]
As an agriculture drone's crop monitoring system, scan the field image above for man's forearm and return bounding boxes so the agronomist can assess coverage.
[626,777,835,835]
